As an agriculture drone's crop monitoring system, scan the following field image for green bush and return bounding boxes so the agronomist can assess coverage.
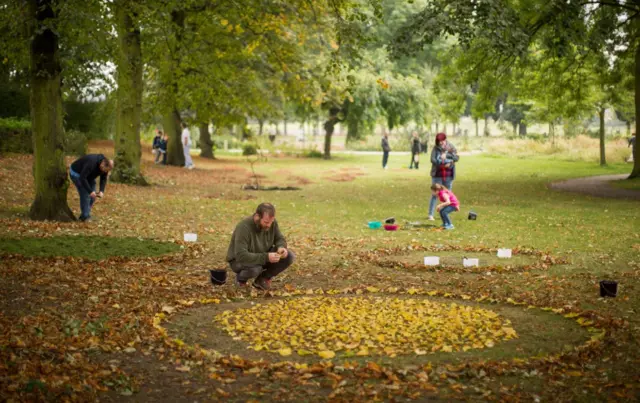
[242,143,258,156]
[64,130,88,156]
[0,117,32,154]
[303,149,323,158]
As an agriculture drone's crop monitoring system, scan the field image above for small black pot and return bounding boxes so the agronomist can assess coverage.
[210,269,227,286]
[599,280,617,297]
[468,211,477,220]
[385,217,396,224]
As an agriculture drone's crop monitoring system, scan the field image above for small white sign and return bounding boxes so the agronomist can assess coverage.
[463,258,479,267]
[497,248,512,258]
[424,256,440,266]
[184,233,198,242]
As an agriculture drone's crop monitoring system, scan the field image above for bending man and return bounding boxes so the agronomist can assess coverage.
[226,203,295,290]
[69,154,114,222]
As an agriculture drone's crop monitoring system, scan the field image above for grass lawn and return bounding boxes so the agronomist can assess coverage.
[0,147,638,402]
[611,176,640,190]
[0,236,180,260]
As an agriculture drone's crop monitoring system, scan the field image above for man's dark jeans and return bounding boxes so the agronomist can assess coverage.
[230,250,296,283]
[382,151,389,168]
[70,168,95,221]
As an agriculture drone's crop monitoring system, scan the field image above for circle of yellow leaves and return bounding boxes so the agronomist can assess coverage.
[216,296,517,359]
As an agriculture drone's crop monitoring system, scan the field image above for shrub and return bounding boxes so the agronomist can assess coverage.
[64,130,88,156]
[0,117,32,154]
[242,143,258,156]
[303,149,323,158]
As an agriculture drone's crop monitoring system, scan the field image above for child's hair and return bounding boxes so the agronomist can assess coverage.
[430,183,444,192]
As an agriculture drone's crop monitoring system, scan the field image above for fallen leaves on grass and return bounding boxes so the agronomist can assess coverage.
[215,296,517,357]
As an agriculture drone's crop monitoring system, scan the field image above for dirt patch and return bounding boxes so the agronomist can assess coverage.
[165,295,588,366]
[287,175,313,185]
[205,192,257,201]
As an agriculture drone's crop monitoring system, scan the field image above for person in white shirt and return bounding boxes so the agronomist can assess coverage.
[181,122,194,169]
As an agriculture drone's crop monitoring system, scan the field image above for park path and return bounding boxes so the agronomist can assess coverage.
[549,174,640,201]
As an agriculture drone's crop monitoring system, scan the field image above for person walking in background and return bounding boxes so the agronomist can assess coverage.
[431,183,460,230]
[421,133,429,155]
[428,133,459,221]
[381,132,391,169]
[409,131,421,169]
[628,132,636,162]
[152,130,162,159]
[69,154,114,222]
[156,133,168,164]
[181,122,195,169]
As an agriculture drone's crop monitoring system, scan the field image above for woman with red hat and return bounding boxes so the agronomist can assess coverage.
[428,132,459,220]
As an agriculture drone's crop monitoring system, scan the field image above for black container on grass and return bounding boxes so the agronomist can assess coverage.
[385,217,396,224]
[210,269,227,285]
[599,280,618,297]
[468,211,477,220]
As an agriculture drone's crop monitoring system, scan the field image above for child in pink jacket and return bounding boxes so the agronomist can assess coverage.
[431,183,460,230]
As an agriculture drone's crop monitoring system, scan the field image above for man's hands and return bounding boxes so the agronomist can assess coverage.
[268,248,288,263]
[277,247,288,259]
[97,191,104,198]
[268,253,281,263]
[89,191,104,200]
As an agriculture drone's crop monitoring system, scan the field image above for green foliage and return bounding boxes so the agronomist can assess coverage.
[64,130,88,156]
[242,143,258,156]
[0,236,180,260]
[302,149,323,159]
[0,117,32,154]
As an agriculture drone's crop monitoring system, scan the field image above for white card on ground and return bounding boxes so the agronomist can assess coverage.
[463,258,479,267]
[424,256,440,266]
[184,233,198,242]
[497,248,512,258]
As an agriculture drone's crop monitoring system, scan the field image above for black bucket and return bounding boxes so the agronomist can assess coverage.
[210,269,227,286]
[599,280,617,297]
[468,211,477,220]
[385,217,396,224]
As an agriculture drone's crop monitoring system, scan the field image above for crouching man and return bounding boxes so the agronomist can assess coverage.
[226,203,295,290]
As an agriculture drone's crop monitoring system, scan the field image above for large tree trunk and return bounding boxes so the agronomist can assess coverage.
[474,118,478,137]
[164,108,184,166]
[111,0,146,185]
[598,107,606,166]
[199,122,214,159]
[484,118,489,137]
[323,107,342,160]
[164,10,185,166]
[28,0,75,222]
[323,120,335,160]
[631,38,640,178]
[258,119,264,136]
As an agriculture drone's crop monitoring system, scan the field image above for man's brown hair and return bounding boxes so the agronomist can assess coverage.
[255,202,276,218]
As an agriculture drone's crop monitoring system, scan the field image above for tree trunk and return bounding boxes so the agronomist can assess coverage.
[199,122,214,158]
[258,119,264,136]
[28,0,75,221]
[484,118,489,137]
[435,120,439,133]
[550,122,555,146]
[164,10,185,166]
[631,36,640,178]
[519,123,527,136]
[599,107,607,166]
[164,109,183,166]
[474,118,478,137]
[453,123,456,136]
[111,0,146,185]
[323,120,334,160]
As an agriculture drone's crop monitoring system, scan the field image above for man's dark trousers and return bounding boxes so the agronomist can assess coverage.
[70,168,95,220]
[230,250,295,282]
